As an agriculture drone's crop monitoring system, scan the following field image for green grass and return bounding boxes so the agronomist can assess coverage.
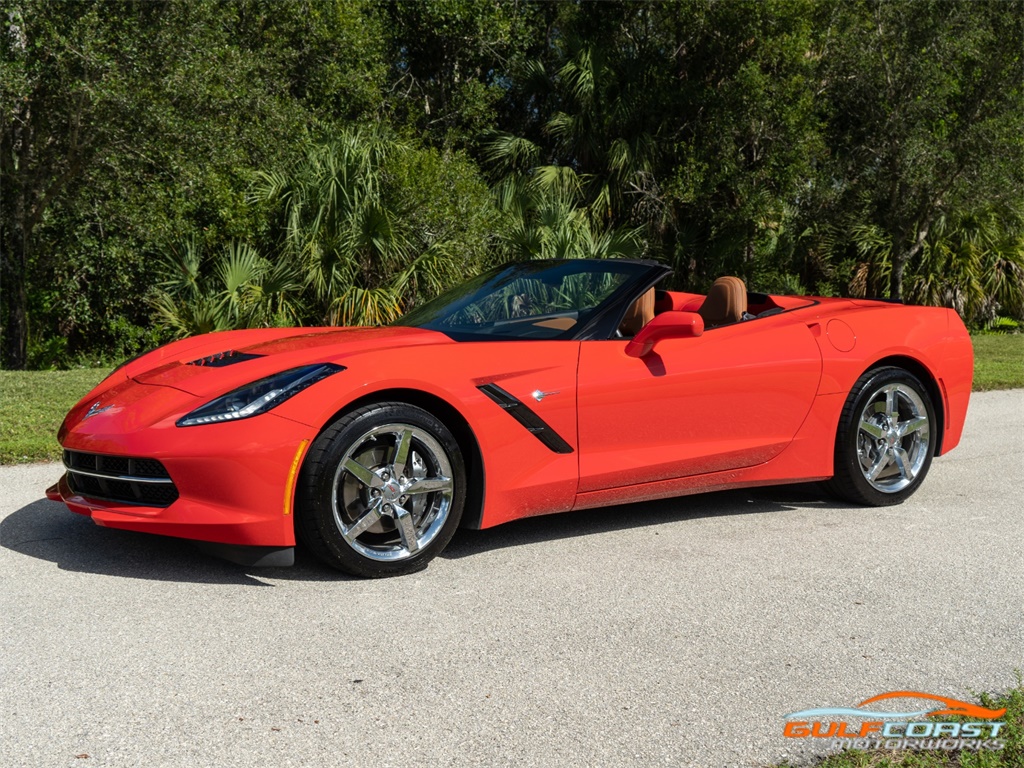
[0,369,109,463]
[971,333,1024,391]
[0,332,1020,465]
[774,680,1023,767]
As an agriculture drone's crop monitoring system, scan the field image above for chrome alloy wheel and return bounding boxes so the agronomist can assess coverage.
[856,383,930,493]
[331,423,454,562]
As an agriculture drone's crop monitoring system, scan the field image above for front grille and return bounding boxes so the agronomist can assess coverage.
[63,450,179,507]
[130,458,168,477]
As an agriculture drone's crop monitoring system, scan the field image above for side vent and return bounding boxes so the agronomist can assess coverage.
[477,383,574,454]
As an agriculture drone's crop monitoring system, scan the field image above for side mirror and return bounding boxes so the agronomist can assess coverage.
[625,311,704,358]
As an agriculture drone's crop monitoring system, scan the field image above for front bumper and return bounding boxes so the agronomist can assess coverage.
[50,412,315,548]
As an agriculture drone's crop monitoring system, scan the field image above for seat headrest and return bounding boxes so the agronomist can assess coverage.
[698,276,747,328]
[619,288,655,336]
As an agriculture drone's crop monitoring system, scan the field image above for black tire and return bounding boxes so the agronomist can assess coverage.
[296,402,466,578]
[827,366,937,506]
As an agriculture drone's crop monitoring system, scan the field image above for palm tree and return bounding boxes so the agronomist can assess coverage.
[149,238,304,337]
[252,128,462,326]
[491,164,643,261]
[907,206,1024,327]
[844,203,1024,327]
[485,43,661,234]
[544,46,661,227]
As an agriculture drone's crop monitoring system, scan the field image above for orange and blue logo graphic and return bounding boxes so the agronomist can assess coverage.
[783,691,1006,751]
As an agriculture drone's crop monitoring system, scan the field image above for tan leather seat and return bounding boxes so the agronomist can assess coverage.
[619,288,655,336]
[698,276,747,329]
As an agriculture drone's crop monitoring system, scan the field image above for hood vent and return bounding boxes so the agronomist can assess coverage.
[186,350,265,368]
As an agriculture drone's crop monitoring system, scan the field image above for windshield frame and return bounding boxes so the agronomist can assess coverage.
[393,259,671,342]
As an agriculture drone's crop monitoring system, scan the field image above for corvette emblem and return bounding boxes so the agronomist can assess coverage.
[82,401,113,421]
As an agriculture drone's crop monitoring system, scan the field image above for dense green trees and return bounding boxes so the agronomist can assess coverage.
[820,0,1024,301]
[2,0,1021,369]
[150,129,496,334]
[2,0,389,367]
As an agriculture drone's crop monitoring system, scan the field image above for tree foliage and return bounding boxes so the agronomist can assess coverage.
[2,0,387,367]
[2,0,1021,369]
[818,0,1024,300]
[151,129,496,335]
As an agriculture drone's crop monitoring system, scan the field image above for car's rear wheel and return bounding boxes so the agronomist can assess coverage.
[827,366,937,506]
[297,402,466,577]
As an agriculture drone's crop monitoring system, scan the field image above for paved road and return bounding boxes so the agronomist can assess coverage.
[2,390,1022,768]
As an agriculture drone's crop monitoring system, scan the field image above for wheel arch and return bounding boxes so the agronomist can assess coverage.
[862,355,946,455]
[316,388,486,530]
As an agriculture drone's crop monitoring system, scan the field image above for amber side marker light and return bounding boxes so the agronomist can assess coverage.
[284,439,310,515]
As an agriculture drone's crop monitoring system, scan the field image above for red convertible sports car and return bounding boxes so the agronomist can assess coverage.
[49,259,973,577]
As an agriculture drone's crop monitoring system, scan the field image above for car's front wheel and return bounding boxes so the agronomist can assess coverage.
[297,402,466,578]
[828,366,937,506]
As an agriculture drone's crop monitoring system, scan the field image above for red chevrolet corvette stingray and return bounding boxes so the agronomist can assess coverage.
[49,259,973,577]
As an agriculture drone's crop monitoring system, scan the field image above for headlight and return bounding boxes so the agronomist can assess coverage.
[176,363,345,427]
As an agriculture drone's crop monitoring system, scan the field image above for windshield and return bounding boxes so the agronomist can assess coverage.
[395,260,653,340]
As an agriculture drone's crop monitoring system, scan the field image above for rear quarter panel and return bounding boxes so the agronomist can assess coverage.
[812,302,973,454]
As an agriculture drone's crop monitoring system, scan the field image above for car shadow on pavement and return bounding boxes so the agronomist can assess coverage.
[3,486,858,582]
[442,483,857,560]
[0,498,348,585]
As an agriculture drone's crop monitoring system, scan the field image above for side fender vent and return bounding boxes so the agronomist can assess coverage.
[477,383,574,454]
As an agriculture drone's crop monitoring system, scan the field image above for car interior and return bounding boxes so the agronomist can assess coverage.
[617,276,815,337]
[464,272,815,340]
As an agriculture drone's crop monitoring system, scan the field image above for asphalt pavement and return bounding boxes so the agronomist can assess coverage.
[2,389,1022,768]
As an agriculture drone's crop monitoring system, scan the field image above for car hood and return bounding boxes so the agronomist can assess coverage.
[117,326,453,399]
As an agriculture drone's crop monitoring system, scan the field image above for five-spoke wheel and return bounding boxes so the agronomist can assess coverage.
[828,367,937,505]
[333,424,454,561]
[297,403,465,577]
[855,383,930,493]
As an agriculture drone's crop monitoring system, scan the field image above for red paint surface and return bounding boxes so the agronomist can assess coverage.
[50,292,973,548]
